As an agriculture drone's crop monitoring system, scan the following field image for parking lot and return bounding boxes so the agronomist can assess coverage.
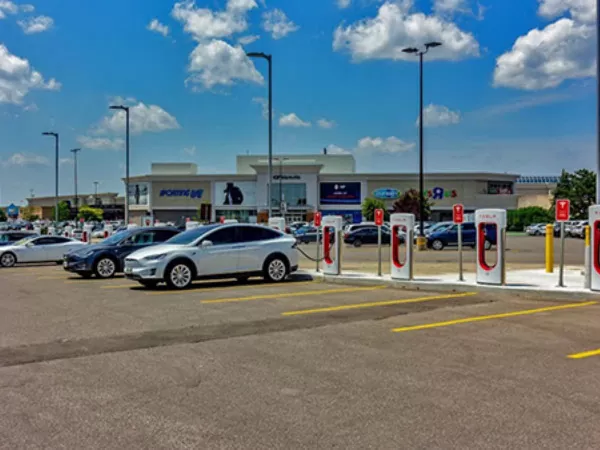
[2,261,600,449]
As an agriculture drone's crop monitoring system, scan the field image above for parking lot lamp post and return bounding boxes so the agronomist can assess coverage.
[70,148,81,218]
[42,132,59,223]
[246,51,273,217]
[402,41,442,250]
[109,105,130,224]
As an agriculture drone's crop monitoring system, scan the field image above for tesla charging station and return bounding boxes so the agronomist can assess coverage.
[268,217,286,232]
[83,223,94,244]
[104,224,113,238]
[390,213,414,281]
[321,215,342,275]
[589,205,600,291]
[475,209,506,285]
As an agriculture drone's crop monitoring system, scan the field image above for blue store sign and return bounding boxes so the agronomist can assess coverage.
[159,189,204,199]
[372,188,401,200]
[6,203,19,218]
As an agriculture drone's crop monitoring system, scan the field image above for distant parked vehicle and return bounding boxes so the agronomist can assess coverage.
[343,226,405,247]
[294,226,334,244]
[526,223,545,236]
[0,236,86,267]
[427,222,496,251]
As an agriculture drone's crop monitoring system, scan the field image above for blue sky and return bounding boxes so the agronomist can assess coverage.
[0,0,596,204]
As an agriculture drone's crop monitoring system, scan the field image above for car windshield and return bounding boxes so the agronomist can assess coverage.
[429,223,452,233]
[102,231,130,246]
[13,236,36,246]
[165,224,221,245]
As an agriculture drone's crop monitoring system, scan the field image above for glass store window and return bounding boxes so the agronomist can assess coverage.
[487,182,514,195]
[214,209,257,223]
[271,183,307,207]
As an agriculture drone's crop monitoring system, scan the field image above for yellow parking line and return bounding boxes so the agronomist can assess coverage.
[37,275,72,280]
[282,292,477,316]
[201,286,386,304]
[392,301,597,333]
[567,348,600,360]
[148,280,317,295]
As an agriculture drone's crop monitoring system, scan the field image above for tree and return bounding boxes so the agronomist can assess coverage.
[20,206,39,222]
[392,189,433,220]
[552,169,596,220]
[52,201,71,222]
[77,205,103,222]
[0,208,6,222]
[507,206,551,231]
[362,197,388,221]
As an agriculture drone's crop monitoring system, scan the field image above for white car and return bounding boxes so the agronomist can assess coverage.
[0,236,86,267]
[124,223,299,289]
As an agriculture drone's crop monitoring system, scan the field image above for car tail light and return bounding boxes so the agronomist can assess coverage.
[344,233,349,239]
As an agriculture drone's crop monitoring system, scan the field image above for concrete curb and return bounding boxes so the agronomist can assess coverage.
[300,271,599,302]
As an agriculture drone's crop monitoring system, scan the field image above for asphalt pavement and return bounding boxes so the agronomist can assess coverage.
[1,250,600,449]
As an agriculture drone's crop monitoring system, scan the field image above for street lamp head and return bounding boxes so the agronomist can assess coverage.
[70,148,81,153]
[109,105,129,111]
[42,131,58,137]
[402,47,419,54]
[425,41,442,49]
[246,51,270,60]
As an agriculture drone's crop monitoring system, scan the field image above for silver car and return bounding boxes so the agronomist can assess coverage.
[123,223,299,289]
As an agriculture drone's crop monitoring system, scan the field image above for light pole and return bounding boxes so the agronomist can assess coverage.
[93,181,99,205]
[70,148,81,219]
[42,131,59,223]
[402,41,442,250]
[246,51,273,217]
[109,105,130,224]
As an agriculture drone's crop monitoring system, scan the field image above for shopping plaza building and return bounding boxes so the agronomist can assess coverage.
[16,153,558,223]
[118,153,557,224]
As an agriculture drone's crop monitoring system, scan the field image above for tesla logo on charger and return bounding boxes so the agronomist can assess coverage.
[555,199,570,222]
[160,189,204,199]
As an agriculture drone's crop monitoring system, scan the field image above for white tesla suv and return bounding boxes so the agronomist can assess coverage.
[124,223,299,289]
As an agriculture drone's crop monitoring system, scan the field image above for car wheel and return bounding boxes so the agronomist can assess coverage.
[94,257,117,279]
[139,280,158,289]
[166,261,194,290]
[264,255,288,283]
[0,252,16,267]
[484,240,493,251]
[431,239,444,251]
[353,239,362,248]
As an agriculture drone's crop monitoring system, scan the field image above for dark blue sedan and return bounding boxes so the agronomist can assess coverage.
[63,227,180,278]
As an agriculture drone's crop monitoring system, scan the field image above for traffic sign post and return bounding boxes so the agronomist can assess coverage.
[453,204,465,281]
[314,212,322,272]
[555,199,570,287]
[375,209,384,276]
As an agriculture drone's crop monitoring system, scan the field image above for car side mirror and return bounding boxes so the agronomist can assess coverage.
[201,240,213,248]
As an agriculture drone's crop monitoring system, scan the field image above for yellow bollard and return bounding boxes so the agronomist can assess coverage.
[585,225,591,247]
[416,235,427,252]
[545,224,554,273]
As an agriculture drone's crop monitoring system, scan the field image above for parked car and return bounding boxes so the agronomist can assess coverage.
[526,223,545,236]
[343,226,403,247]
[294,226,335,244]
[424,221,453,237]
[63,227,180,278]
[427,222,496,251]
[0,236,86,267]
[0,231,38,247]
[124,223,299,289]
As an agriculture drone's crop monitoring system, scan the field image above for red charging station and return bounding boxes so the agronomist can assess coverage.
[390,213,414,280]
[321,215,342,275]
[589,205,600,291]
[475,209,506,285]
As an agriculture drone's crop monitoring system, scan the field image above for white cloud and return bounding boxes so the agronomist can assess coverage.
[337,0,351,9]
[183,145,197,156]
[474,92,579,117]
[0,44,61,104]
[262,9,299,39]
[317,118,336,129]
[76,136,125,151]
[252,96,270,118]
[99,100,180,135]
[0,1,18,16]
[59,157,73,166]
[18,15,54,34]
[238,34,260,45]
[333,1,480,62]
[23,102,38,112]
[326,144,351,154]
[279,112,310,127]
[171,0,256,40]
[2,152,49,167]
[538,0,596,23]
[493,18,595,90]
[433,0,469,15]
[20,3,34,13]
[147,19,170,37]
[356,136,415,154]
[417,104,461,127]
[186,39,263,89]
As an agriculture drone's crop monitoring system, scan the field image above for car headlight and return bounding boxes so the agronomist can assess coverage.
[143,253,167,261]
